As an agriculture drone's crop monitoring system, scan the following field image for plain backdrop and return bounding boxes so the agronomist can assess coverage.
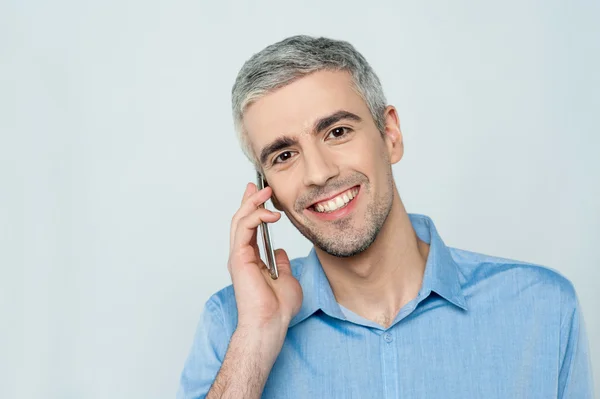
[1,0,598,398]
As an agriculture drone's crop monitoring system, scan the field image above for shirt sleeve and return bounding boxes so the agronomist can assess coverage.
[176,297,230,399]
[558,291,595,398]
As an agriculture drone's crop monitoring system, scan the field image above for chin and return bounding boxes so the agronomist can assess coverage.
[287,181,393,258]
[316,232,379,258]
[292,220,381,258]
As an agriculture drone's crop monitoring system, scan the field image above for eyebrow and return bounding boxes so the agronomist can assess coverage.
[258,110,362,166]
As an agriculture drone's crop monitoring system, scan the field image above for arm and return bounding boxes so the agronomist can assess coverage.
[207,325,287,399]
[558,293,595,398]
[176,298,289,399]
[176,298,229,399]
[178,182,302,399]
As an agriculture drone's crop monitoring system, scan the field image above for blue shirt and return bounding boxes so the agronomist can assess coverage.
[177,214,594,398]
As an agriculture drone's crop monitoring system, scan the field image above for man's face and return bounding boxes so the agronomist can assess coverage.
[243,70,402,257]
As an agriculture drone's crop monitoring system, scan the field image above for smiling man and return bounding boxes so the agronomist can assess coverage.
[177,36,594,398]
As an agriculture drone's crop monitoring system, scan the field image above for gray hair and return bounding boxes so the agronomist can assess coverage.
[231,35,388,169]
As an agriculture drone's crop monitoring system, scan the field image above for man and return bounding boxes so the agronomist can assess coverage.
[177,35,594,398]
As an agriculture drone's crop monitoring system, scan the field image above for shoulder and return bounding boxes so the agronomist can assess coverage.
[449,247,579,313]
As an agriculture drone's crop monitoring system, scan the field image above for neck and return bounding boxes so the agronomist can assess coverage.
[314,190,429,328]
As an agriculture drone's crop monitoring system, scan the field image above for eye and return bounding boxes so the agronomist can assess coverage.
[273,151,295,164]
[326,126,351,140]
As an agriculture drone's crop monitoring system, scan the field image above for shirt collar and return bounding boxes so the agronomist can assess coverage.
[289,213,468,328]
[410,213,468,311]
[289,248,345,328]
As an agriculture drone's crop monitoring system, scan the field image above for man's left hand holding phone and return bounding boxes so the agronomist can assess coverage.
[205,173,303,399]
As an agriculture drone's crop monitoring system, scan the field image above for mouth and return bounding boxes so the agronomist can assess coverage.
[306,185,360,220]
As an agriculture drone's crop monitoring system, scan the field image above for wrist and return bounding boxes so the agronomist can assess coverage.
[233,322,288,369]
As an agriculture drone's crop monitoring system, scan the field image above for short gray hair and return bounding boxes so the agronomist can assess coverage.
[231,35,388,169]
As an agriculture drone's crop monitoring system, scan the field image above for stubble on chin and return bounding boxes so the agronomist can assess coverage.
[285,195,392,258]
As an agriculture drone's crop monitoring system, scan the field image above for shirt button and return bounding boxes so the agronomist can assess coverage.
[383,332,393,343]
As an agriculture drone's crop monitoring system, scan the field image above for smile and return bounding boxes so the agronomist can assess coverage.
[310,186,360,213]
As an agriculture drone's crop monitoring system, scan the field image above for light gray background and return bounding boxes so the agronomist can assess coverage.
[2,0,598,398]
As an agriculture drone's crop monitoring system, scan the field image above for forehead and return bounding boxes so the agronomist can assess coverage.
[243,70,369,151]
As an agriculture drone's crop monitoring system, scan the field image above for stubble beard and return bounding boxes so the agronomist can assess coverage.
[287,170,395,258]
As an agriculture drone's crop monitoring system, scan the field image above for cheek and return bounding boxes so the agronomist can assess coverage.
[278,195,294,211]
[343,139,380,172]
[271,183,300,211]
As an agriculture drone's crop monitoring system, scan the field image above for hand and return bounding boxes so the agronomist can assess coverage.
[228,182,303,334]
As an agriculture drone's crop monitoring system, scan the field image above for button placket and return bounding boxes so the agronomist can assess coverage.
[383,332,393,343]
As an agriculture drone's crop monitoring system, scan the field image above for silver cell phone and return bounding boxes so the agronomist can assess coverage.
[256,171,279,280]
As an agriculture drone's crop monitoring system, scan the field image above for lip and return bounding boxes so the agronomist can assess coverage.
[305,185,361,221]
[307,185,361,209]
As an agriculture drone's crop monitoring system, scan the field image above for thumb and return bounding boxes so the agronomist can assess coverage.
[274,248,292,276]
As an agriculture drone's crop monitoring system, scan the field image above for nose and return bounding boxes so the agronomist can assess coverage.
[302,145,339,187]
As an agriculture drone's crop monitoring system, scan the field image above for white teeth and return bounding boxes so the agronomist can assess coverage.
[313,187,359,213]
[326,199,337,210]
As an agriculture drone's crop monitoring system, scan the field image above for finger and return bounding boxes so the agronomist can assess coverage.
[273,248,292,275]
[244,185,272,209]
[231,183,263,250]
[240,182,255,205]
[232,208,281,251]
[233,185,272,225]
[227,245,255,275]
[230,186,273,243]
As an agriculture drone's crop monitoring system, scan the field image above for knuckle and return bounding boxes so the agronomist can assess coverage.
[230,213,240,228]
[238,213,251,226]
[229,246,253,265]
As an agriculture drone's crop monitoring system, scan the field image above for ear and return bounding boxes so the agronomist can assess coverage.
[382,105,404,164]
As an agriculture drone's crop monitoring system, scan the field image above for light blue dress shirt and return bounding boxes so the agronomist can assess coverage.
[177,214,594,398]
